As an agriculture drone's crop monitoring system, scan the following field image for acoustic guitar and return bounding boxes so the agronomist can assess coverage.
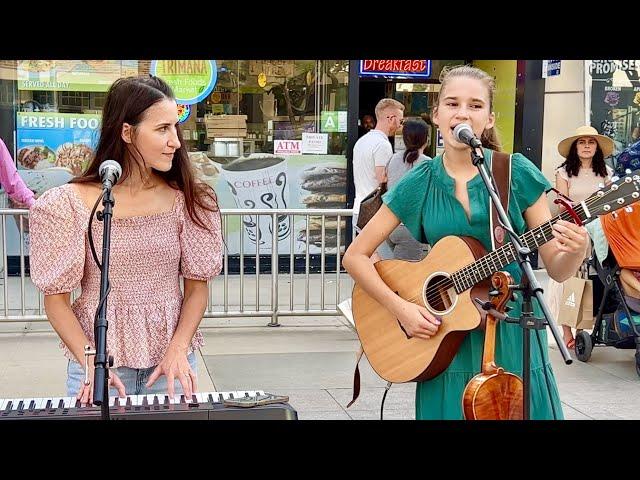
[352,170,640,383]
[462,271,523,420]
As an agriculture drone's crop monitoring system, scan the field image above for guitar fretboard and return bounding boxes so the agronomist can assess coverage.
[450,203,588,293]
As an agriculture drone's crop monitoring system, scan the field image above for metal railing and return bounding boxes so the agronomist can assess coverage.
[0,207,353,327]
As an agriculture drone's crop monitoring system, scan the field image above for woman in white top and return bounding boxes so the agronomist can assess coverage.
[547,125,614,348]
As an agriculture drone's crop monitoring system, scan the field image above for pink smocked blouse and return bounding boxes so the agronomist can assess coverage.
[29,184,222,368]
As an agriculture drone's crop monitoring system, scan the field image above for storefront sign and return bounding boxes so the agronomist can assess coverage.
[16,112,100,176]
[359,60,431,78]
[151,60,217,105]
[302,133,328,154]
[587,59,640,162]
[320,111,348,132]
[542,60,561,78]
[274,139,302,155]
[17,60,138,92]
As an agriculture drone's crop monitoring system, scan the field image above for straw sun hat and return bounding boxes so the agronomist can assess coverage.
[557,125,615,158]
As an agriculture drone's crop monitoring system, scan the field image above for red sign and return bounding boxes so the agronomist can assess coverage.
[360,60,431,77]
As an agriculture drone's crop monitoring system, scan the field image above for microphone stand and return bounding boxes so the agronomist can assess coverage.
[92,185,115,420]
[469,146,572,420]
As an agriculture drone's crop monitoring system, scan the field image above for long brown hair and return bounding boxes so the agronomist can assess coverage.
[71,75,218,229]
[560,139,608,178]
[434,65,502,152]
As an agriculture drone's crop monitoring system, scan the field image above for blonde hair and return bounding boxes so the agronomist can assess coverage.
[374,98,405,121]
[435,65,502,152]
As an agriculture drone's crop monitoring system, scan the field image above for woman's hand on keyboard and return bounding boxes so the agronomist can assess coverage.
[77,366,126,406]
[146,344,197,400]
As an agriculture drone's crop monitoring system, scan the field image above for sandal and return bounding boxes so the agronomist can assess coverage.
[566,338,575,349]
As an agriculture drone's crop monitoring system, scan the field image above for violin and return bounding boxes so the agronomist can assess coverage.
[462,271,523,420]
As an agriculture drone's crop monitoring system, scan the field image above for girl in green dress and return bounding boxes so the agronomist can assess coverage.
[343,65,589,420]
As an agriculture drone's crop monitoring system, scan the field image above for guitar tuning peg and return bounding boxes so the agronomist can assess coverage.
[626,169,632,174]
[598,182,605,189]
[612,211,619,219]
[611,175,620,182]
[625,206,634,213]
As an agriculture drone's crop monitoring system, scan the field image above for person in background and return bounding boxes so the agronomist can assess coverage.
[352,98,404,260]
[382,118,431,260]
[0,138,35,209]
[545,125,614,349]
[358,114,376,138]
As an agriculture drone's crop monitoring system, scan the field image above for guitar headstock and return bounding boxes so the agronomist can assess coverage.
[582,169,640,222]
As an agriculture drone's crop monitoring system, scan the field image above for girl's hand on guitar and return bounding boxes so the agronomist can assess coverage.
[552,220,589,255]
[394,300,441,340]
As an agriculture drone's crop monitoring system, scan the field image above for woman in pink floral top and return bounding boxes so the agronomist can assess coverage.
[29,75,222,405]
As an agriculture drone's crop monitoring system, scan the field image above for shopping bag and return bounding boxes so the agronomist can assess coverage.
[558,275,594,329]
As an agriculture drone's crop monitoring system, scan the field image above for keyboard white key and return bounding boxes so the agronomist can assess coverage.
[220,392,232,400]
[34,398,47,410]
[109,396,118,407]
[194,392,205,403]
[145,394,157,406]
[170,394,182,404]
[62,397,75,408]
[132,395,145,407]
[0,399,8,410]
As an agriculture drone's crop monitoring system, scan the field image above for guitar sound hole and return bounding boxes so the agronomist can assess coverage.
[424,274,454,314]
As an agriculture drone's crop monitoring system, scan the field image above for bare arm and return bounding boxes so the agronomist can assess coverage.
[44,293,126,402]
[44,293,93,365]
[524,193,588,282]
[375,165,387,184]
[170,278,208,353]
[343,205,439,339]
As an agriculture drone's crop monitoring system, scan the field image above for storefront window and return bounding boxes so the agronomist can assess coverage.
[587,60,640,170]
[4,59,351,260]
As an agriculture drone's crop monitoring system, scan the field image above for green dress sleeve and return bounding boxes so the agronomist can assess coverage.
[510,153,552,214]
[382,160,431,243]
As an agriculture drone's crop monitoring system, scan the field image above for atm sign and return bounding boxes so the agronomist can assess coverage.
[359,60,431,78]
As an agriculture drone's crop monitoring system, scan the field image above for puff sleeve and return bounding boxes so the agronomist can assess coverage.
[510,153,552,214]
[28,187,85,295]
[179,192,223,281]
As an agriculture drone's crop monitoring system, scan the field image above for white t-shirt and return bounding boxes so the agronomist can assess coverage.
[352,129,393,213]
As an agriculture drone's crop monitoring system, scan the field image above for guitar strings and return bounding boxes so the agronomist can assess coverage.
[404,187,638,307]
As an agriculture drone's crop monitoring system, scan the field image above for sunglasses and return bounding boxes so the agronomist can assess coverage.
[387,115,404,125]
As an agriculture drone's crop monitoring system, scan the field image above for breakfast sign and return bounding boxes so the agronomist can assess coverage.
[359,60,431,78]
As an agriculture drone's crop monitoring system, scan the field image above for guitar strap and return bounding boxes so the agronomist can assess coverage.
[489,151,512,250]
[347,151,513,409]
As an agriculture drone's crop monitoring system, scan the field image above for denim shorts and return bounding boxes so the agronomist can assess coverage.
[66,352,197,397]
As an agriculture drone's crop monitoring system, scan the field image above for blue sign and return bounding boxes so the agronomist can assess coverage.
[543,60,561,78]
[16,112,100,175]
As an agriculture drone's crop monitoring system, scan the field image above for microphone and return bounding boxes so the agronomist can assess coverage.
[453,123,483,149]
[99,160,122,190]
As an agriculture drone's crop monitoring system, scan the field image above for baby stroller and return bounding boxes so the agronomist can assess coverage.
[575,212,640,377]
